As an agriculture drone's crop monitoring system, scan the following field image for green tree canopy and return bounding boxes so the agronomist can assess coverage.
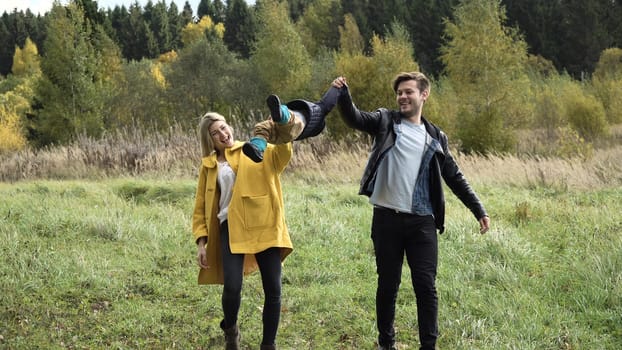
[295,0,343,57]
[441,0,531,153]
[251,0,312,99]
[223,0,257,58]
[33,1,120,146]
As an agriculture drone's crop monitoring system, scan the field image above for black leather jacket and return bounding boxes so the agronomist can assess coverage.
[338,89,487,233]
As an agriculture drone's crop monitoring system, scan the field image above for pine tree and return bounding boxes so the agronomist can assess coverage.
[167,1,185,50]
[223,0,256,58]
[296,0,343,57]
[149,1,172,53]
[33,1,118,145]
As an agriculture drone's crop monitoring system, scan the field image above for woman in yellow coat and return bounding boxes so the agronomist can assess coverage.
[192,112,293,350]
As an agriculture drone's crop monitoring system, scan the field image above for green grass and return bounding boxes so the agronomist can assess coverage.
[1,178,621,349]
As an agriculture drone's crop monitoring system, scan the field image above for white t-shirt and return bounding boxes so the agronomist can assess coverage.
[370,120,427,213]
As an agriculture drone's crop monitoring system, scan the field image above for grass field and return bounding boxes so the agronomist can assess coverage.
[1,169,621,349]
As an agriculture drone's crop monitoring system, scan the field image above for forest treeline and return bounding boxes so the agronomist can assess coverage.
[3,0,622,79]
[1,0,622,155]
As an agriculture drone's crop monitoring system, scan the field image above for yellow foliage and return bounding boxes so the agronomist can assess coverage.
[0,102,27,153]
[181,20,206,45]
[592,48,622,123]
[593,47,622,81]
[214,23,225,39]
[181,16,224,46]
[370,31,418,78]
[158,50,178,64]
[12,37,41,77]
[150,63,167,89]
[335,25,418,113]
[198,15,214,30]
[339,14,364,55]
[554,127,593,159]
[11,47,25,75]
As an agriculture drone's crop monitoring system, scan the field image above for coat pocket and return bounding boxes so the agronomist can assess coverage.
[242,194,273,230]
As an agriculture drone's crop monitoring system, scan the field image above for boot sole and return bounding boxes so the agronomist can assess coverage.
[242,142,263,163]
[266,94,282,123]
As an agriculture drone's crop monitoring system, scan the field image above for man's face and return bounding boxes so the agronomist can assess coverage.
[395,79,428,117]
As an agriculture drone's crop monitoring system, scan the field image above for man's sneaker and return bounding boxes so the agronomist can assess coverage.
[242,141,264,163]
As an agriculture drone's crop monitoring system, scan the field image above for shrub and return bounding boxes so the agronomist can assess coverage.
[565,90,609,141]
[592,48,622,124]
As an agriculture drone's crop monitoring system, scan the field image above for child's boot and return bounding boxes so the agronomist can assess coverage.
[266,94,290,124]
[242,136,267,163]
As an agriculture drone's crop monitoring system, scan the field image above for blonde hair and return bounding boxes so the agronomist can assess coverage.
[198,112,231,157]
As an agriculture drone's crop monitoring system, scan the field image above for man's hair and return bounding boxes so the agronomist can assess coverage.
[392,71,430,94]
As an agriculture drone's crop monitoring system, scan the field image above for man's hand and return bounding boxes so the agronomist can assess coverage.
[332,76,347,89]
[479,216,490,234]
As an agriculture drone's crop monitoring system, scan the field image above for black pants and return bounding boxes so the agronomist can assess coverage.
[371,208,438,350]
[220,221,282,346]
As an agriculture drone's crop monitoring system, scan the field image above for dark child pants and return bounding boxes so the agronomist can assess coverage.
[220,221,282,345]
[371,207,439,350]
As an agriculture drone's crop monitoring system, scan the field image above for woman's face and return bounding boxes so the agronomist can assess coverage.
[208,120,235,152]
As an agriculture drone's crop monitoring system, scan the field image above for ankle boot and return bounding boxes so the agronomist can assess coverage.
[260,344,276,350]
[220,321,240,350]
[266,94,282,122]
[242,141,264,163]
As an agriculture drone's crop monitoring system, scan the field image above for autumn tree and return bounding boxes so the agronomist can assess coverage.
[337,21,418,112]
[251,0,312,99]
[181,15,224,46]
[106,59,170,129]
[338,13,364,55]
[333,21,419,139]
[592,48,622,124]
[11,37,41,77]
[166,33,248,124]
[441,0,532,153]
[0,38,41,152]
[0,93,27,152]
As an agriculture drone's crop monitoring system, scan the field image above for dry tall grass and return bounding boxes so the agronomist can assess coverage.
[1,124,621,190]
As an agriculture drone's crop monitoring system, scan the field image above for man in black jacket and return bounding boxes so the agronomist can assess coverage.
[331,72,490,350]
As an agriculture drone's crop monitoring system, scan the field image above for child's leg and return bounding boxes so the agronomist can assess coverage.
[272,111,305,144]
[242,96,305,163]
[285,86,343,141]
[248,114,305,145]
[266,94,305,143]
[251,119,273,142]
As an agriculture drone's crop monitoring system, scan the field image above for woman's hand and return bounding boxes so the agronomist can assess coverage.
[197,238,210,269]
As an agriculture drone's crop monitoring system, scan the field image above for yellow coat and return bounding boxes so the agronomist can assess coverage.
[192,141,293,284]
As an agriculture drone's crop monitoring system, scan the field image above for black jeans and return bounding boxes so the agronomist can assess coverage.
[220,221,282,345]
[371,208,438,350]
